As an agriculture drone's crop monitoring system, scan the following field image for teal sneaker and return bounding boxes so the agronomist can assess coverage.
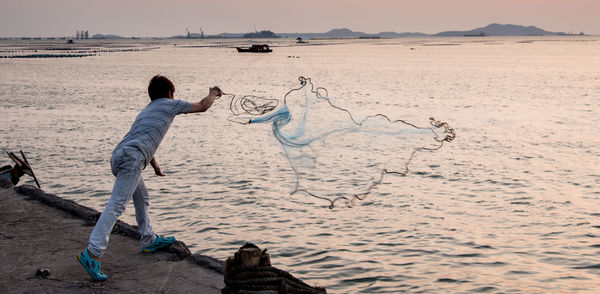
[77,249,107,281]
[142,236,175,253]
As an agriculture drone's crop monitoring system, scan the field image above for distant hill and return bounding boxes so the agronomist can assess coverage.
[279,28,360,39]
[91,34,125,39]
[283,24,569,38]
[319,28,366,38]
[243,30,280,38]
[280,28,427,39]
[378,31,429,38]
[435,23,566,36]
[167,24,573,39]
[212,33,244,38]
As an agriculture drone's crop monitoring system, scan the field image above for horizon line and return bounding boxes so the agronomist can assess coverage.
[0,23,594,39]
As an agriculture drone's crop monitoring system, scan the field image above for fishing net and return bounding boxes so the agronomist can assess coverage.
[227,77,455,208]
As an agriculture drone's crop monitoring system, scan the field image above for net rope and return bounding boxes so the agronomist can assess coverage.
[226,77,455,208]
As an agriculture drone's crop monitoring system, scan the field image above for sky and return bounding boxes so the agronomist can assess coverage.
[1,0,598,37]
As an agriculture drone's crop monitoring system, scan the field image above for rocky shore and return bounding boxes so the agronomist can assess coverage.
[0,185,224,293]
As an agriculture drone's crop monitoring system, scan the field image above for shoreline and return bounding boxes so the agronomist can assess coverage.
[0,185,224,293]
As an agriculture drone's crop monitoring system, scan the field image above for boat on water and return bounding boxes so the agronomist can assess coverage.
[235,44,272,53]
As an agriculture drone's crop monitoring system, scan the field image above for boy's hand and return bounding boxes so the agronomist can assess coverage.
[154,166,166,177]
[150,156,166,176]
[190,87,221,113]
[210,86,222,98]
[154,168,166,177]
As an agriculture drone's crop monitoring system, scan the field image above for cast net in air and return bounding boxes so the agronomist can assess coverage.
[226,77,455,208]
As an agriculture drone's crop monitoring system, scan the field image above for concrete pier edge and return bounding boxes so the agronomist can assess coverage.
[13,184,224,274]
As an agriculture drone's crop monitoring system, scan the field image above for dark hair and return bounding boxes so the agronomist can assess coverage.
[148,75,175,100]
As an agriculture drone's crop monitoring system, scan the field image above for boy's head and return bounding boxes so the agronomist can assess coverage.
[148,75,175,100]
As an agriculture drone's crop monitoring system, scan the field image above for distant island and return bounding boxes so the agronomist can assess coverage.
[91,34,126,39]
[433,23,576,37]
[278,28,428,39]
[243,30,280,38]
[283,24,572,39]
[69,24,583,40]
[201,24,575,39]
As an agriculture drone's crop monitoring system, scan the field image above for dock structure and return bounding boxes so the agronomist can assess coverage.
[0,186,224,293]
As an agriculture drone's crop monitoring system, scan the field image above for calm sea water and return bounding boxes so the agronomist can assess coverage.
[1,37,599,293]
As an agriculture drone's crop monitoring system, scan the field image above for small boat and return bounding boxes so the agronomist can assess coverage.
[235,44,272,53]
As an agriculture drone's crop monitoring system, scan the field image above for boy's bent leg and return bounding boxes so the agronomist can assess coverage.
[87,170,142,258]
[132,177,156,248]
[132,177,176,253]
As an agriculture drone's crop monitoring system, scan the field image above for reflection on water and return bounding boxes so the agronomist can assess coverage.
[1,37,599,293]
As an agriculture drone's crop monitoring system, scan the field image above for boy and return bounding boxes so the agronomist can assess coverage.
[78,75,222,281]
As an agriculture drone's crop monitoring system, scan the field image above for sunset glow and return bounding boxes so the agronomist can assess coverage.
[1,0,598,37]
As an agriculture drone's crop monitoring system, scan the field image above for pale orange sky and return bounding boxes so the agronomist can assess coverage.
[1,0,598,37]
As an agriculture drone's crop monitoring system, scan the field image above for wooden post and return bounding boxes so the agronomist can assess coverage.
[20,150,41,189]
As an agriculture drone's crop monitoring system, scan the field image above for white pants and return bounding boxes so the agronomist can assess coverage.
[87,146,156,257]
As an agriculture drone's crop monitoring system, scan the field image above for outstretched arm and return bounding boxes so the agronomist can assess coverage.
[150,156,165,176]
[189,86,222,113]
